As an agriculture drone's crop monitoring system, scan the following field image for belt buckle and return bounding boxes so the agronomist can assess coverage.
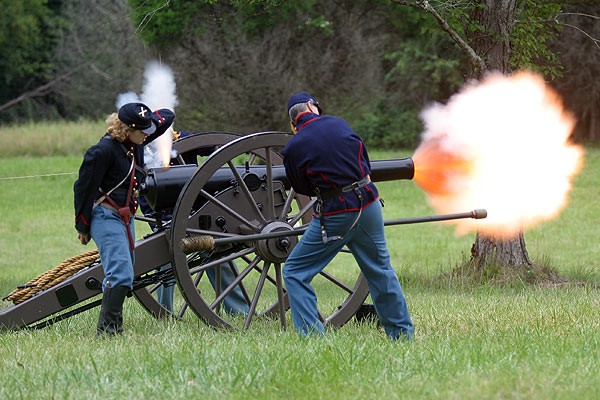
[343,181,359,193]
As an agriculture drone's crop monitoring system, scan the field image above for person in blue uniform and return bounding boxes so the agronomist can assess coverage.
[142,130,249,315]
[74,102,175,335]
[281,92,413,340]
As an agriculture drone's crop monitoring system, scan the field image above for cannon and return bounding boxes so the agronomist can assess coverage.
[0,131,486,331]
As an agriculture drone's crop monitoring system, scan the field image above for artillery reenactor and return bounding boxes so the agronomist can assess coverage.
[74,102,175,336]
[280,92,413,340]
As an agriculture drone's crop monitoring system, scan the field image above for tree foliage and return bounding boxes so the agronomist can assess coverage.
[0,0,64,122]
[550,3,600,142]
[1,0,598,145]
[127,0,432,147]
[52,0,147,120]
[128,0,315,44]
[510,0,563,78]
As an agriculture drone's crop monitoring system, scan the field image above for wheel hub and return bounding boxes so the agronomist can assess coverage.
[255,221,298,263]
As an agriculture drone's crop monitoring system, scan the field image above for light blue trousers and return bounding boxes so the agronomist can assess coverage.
[91,206,135,290]
[283,200,413,339]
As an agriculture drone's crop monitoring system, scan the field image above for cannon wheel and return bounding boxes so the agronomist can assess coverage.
[132,132,243,318]
[169,132,369,330]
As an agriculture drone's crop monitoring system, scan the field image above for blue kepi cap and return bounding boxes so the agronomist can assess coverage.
[287,92,320,112]
[118,102,157,134]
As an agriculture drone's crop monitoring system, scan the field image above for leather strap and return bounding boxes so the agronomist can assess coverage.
[101,151,137,251]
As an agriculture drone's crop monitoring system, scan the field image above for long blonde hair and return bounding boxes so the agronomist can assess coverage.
[106,113,136,142]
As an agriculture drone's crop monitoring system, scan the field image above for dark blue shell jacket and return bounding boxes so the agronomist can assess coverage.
[74,110,175,234]
[282,112,379,216]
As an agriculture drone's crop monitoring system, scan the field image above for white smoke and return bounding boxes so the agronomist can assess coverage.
[115,91,140,108]
[140,61,178,111]
[116,61,178,168]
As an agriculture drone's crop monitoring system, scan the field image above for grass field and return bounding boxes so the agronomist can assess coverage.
[1,123,599,399]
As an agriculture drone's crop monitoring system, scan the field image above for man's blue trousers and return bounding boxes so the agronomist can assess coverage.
[283,200,413,339]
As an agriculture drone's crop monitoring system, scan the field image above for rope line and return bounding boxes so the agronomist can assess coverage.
[0,172,77,181]
[4,249,100,304]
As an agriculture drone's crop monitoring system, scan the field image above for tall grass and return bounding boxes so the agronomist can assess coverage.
[1,123,599,399]
[0,120,105,157]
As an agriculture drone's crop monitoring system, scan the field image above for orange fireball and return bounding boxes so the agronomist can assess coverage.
[410,71,584,239]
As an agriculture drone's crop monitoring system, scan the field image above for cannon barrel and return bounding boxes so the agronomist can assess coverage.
[141,157,415,212]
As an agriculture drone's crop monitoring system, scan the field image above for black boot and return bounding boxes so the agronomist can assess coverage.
[96,284,129,336]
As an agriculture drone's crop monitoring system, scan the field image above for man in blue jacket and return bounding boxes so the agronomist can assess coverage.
[281,92,413,340]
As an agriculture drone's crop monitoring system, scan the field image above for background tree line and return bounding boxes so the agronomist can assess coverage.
[1,0,598,147]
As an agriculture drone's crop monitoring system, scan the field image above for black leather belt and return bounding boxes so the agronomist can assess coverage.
[315,176,370,244]
[317,177,371,200]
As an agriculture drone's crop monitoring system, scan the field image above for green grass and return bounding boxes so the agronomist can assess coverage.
[1,124,600,399]
[1,288,599,399]
[0,120,105,158]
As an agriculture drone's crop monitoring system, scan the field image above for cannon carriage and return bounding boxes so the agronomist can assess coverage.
[0,131,485,331]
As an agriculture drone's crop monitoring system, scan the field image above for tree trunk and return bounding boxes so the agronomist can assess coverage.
[471,232,532,269]
[469,0,532,269]
[469,0,517,77]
